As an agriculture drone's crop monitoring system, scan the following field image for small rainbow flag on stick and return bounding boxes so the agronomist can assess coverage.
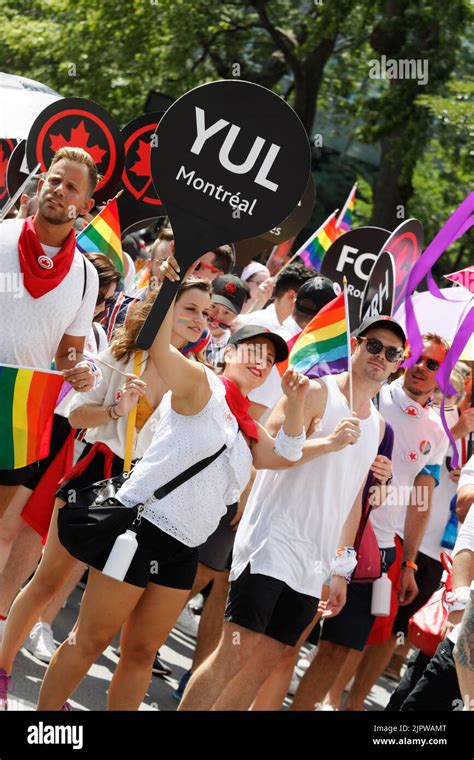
[0,365,64,470]
[278,292,349,379]
[76,197,124,275]
[297,210,341,272]
[336,182,357,232]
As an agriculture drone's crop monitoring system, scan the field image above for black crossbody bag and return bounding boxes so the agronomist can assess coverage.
[57,444,226,566]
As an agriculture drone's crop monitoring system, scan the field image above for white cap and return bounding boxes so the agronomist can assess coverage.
[241,261,271,282]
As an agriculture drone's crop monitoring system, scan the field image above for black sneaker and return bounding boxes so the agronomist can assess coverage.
[152,653,172,677]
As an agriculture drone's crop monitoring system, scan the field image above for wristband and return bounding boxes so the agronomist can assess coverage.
[107,403,124,420]
[401,560,418,572]
[273,427,305,462]
[331,547,357,581]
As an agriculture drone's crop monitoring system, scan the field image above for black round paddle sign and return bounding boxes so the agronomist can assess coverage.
[27,97,124,204]
[138,79,311,348]
[233,173,316,270]
[321,226,390,331]
[359,250,396,323]
[0,138,17,209]
[376,218,423,315]
[117,111,166,237]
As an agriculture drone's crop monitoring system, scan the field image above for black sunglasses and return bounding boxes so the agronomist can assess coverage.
[359,336,404,363]
[409,355,441,373]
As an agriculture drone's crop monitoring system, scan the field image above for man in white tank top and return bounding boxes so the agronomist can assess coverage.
[179,316,406,711]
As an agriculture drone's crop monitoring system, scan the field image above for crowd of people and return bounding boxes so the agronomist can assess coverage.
[0,146,473,712]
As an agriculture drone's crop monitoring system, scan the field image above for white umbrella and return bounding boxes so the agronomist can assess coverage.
[394,286,473,360]
[0,72,62,139]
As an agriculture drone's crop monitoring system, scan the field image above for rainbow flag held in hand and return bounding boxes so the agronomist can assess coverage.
[297,211,341,272]
[336,182,357,232]
[0,365,64,469]
[278,292,349,379]
[76,198,124,275]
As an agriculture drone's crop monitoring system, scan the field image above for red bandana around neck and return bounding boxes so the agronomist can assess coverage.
[219,376,259,441]
[18,215,77,298]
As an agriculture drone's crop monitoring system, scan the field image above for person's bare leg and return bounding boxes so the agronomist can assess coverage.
[186,562,217,603]
[0,485,31,522]
[0,500,78,675]
[290,640,351,711]
[252,613,320,711]
[179,622,263,711]
[192,569,229,671]
[212,633,286,711]
[0,524,43,616]
[324,648,363,709]
[37,568,143,710]
[40,562,86,626]
[110,583,189,710]
[344,635,397,711]
[0,487,34,572]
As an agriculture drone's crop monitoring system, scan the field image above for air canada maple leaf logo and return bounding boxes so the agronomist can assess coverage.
[49,120,107,165]
[130,139,151,178]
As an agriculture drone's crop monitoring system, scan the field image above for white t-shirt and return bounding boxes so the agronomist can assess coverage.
[447,504,474,645]
[0,219,98,369]
[248,317,301,423]
[236,303,285,332]
[370,378,448,549]
[459,455,474,491]
[417,406,461,560]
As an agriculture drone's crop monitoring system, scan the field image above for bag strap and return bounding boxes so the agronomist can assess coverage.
[153,444,227,500]
[81,255,87,300]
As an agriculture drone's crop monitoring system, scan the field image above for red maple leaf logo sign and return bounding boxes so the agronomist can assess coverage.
[49,120,107,165]
[130,139,151,178]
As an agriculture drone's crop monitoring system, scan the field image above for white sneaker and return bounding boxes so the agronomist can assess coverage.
[174,605,200,638]
[24,622,57,663]
[0,619,6,644]
[297,644,319,671]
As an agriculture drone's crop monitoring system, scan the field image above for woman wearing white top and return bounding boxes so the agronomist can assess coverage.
[36,273,312,711]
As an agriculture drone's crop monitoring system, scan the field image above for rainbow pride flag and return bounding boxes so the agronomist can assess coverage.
[297,211,341,272]
[278,292,349,378]
[0,365,64,469]
[336,182,357,232]
[76,198,123,275]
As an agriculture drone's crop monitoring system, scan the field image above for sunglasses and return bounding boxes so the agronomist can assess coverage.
[195,261,222,275]
[359,336,404,363]
[408,355,441,373]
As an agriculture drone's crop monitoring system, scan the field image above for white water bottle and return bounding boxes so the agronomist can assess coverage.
[371,572,392,617]
[102,529,138,582]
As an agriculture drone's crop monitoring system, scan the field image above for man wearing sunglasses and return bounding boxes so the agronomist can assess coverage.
[342,330,450,711]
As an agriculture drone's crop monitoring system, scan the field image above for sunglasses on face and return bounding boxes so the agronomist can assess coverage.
[409,355,441,373]
[195,261,222,275]
[359,336,404,363]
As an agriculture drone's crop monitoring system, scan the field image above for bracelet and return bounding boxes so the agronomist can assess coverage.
[374,475,393,486]
[401,560,418,572]
[273,427,306,462]
[107,403,123,420]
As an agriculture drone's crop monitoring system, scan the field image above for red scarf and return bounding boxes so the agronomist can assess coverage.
[18,215,77,298]
[219,376,259,441]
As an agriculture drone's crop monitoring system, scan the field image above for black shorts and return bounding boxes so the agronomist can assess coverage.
[91,516,199,590]
[56,443,126,503]
[0,413,71,489]
[392,543,443,637]
[224,563,319,646]
[199,503,237,572]
[321,546,397,651]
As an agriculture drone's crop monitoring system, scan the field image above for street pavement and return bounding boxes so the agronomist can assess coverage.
[7,586,394,712]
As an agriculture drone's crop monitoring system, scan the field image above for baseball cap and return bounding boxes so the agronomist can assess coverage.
[295,276,342,316]
[228,325,289,364]
[212,275,248,315]
[356,315,406,346]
